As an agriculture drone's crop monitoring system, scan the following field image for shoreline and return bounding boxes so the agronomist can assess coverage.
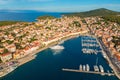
[17,31,87,66]
[0,31,88,78]
[2,32,119,79]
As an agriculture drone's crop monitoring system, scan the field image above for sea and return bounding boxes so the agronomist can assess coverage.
[0,11,62,22]
[0,11,119,80]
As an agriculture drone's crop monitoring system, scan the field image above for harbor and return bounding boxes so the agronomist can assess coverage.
[61,35,118,79]
[1,36,118,80]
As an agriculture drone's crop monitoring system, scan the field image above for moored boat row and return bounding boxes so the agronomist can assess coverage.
[79,64,90,71]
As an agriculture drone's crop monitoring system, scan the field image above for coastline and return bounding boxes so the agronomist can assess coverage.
[17,31,87,67]
[1,31,119,79]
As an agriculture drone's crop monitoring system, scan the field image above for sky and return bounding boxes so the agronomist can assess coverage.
[0,0,120,12]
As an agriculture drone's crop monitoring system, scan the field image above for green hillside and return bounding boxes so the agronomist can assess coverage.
[0,21,21,26]
[37,15,55,20]
[64,8,120,17]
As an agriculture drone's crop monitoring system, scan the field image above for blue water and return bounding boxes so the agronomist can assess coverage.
[0,37,118,80]
[0,12,62,22]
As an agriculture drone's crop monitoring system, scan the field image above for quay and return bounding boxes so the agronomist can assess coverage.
[62,68,114,76]
[96,37,120,79]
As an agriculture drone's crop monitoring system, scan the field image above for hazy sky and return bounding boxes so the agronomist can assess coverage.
[0,0,120,12]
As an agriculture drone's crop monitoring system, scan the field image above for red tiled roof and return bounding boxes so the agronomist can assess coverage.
[0,52,12,57]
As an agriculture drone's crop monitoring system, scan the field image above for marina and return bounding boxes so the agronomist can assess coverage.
[61,36,117,78]
[81,36,101,55]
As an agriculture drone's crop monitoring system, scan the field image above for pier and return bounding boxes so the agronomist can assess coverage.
[62,68,114,76]
[62,64,114,76]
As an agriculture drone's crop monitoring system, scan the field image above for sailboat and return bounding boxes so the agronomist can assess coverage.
[94,57,99,72]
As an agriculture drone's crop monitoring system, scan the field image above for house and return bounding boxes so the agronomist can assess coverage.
[6,44,16,52]
[114,53,120,61]
[0,48,4,53]
[13,50,25,59]
[0,53,12,62]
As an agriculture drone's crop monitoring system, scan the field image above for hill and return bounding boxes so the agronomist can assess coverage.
[64,8,120,17]
[0,21,22,26]
[37,15,56,20]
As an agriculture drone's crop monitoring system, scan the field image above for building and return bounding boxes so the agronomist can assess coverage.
[114,53,120,61]
[0,53,12,62]
[13,50,25,59]
[6,44,16,52]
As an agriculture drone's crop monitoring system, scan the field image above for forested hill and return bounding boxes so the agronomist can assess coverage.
[64,8,120,17]
[0,21,21,26]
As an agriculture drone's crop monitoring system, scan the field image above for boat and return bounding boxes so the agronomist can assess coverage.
[107,70,111,76]
[94,57,99,72]
[99,65,104,73]
[50,45,64,50]
[102,53,107,59]
[94,65,99,72]
[79,65,82,71]
[86,64,90,71]
[83,65,86,71]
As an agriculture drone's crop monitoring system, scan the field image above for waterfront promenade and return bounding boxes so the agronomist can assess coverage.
[17,31,88,66]
[96,37,120,79]
[86,21,120,79]
[2,35,118,80]
[17,33,120,79]
[0,30,88,77]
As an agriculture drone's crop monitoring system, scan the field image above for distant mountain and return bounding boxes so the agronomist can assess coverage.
[64,8,120,17]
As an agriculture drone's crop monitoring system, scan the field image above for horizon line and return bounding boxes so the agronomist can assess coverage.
[0,8,120,13]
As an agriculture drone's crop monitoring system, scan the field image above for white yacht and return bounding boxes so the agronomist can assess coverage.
[86,64,90,71]
[50,45,64,50]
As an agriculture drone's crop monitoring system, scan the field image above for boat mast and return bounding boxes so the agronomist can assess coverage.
[96,57,98,65]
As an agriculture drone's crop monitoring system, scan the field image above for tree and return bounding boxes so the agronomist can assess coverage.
[3,49,9,54]
[73,21,81,27]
